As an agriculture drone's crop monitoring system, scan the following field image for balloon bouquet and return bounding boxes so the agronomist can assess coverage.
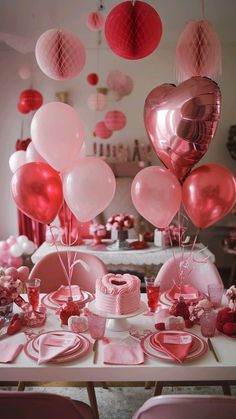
[10,101,116,297]
[132,76,236,288]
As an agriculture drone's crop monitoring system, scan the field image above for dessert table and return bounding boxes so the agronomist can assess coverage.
[31,241,215,275]
[1,294,236,385]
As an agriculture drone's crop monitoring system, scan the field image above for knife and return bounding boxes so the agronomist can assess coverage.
[207,338,220,362]
[93,339,98,364]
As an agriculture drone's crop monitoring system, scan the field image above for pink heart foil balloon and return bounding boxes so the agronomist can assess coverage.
[144,77,221,182]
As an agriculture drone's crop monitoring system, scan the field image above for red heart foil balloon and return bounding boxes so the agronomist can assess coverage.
[144,77,221,181]
[11,162,63,225]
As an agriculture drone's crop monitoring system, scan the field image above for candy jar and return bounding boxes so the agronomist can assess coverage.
[60,297,81,326]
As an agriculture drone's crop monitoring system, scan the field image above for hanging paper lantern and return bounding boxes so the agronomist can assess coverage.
[116,75,134,98]
[35,29,86,80]
[95,121,112,139]
[87,11,104,32]
[106,70,127,91]
[176,20,221,81]
[87,93,107,111]
[19,89,43,111]
[18,65,31,80]
[105,1,162,60]
[87,72,99,85]
[104,111,127,131]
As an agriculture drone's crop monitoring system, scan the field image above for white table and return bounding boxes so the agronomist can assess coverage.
[32,241,215,275]
[1,295,236,384]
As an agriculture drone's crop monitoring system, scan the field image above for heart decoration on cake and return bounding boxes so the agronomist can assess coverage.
[144,76,221,181]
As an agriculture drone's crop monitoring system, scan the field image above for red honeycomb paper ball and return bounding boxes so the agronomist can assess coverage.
[35,29,86,80]
[95,121,112,139]
[19,89,43,111]
[104,111,127,131]
[105,1,162,60]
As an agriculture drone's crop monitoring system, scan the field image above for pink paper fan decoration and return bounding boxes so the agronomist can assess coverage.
[105,1,162,60]
[104,111,127,131]
[95,121,112,139]
[87,93,107,111]
[87,11,104,32]
[35,29,86,80]
[176,20,222,81]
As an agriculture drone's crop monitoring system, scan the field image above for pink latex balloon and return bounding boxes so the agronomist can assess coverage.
[26,141,46,163]
[17,266,30,282]
[6,236,16,247]
[11,162,63,225]
[0,241,9,250]
[63,157,116,222]
[35,29,86,80]
[9,150,27,173]
[31,102,84,172]
[144,77,221,182]
[182,163,236,229]
[131,166,182,229]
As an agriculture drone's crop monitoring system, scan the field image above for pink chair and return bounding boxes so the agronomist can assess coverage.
[132,394,236,419]
[155,252,223,294]
[0,391,94,419]
[29,250,107,293]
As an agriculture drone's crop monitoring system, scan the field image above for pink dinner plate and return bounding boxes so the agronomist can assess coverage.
[24,330,91,363]
[165,287,205,303]
[141,331,208,363]
[41,291,94,311]
[32,331,83,357]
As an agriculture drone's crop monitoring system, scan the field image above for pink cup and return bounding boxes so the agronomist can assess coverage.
[208,283,224,308]
[87,312,106,340]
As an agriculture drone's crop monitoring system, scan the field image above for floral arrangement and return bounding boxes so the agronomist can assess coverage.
[223,230,236,250]
[226,285,236,310]
[188,298,213,323]
[0,268,24,306]
[163,224,188,246]
[89,223,106,237]
[106,213,135,231]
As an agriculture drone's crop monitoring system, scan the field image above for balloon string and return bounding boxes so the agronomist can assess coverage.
[49,225,71,290]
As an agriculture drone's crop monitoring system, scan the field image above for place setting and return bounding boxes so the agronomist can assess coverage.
[41,285,94,311]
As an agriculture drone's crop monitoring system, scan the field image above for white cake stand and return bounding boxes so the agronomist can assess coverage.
[88,300,147,332]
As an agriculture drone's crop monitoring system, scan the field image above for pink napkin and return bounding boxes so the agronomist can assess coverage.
[104,341,144,365]
[154,332,193,363]
[51,285,83,303]
[38,333,78,364]
[0,341,23,363]
[168,284,200,301]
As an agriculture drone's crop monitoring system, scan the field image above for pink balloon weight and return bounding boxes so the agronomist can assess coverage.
[31,102,84,172]
[131,166,182,229]
[26,142,46,163]
[144,76,221,182]
[63,157,116,222]
[11,162,63,225]
[35,29,86,80]
[9,150,27,173]
[182,163,236,229]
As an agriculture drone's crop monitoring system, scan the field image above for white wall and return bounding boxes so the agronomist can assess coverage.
[0,43,236,239]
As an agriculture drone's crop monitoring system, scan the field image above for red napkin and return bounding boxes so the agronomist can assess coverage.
[38,333,79,364]
[104,341,144,365]
[168,284,200,302]
[154,332,193,363]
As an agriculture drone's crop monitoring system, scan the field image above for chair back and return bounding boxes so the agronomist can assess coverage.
[0,391,94,419]
[132,394,236,419]
[29,250,107,293]
[155,252,223,294]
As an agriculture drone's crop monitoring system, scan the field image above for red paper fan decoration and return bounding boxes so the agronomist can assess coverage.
[95,121,112,139]
[87,11,104,32]
[87,72,99,85]
[104,111,127,131]
[176,20,221,81]
[19,89,43,111]
[105,1,162,60]
[35,29,86,80]
[87,93,107,111]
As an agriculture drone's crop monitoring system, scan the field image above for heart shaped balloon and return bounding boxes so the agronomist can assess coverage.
[144,76,221,181]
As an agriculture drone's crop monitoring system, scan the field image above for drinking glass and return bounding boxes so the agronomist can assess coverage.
[145,277,160,313]
[200,308,217,337]
[208,283,224,308]
[26,278,41,311]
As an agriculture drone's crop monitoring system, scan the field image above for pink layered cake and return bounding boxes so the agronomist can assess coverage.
[95,273,141,315]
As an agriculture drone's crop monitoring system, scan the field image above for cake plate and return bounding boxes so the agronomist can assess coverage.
[88,300,147,332]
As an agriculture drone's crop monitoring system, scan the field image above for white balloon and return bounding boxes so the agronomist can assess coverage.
[26,142,46,163]
[16,235,28,245]
[10,243,23,257]
[22,240,36,255]
[9,150,27,173]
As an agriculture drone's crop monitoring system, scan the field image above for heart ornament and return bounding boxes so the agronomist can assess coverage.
[144,76,221,181]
